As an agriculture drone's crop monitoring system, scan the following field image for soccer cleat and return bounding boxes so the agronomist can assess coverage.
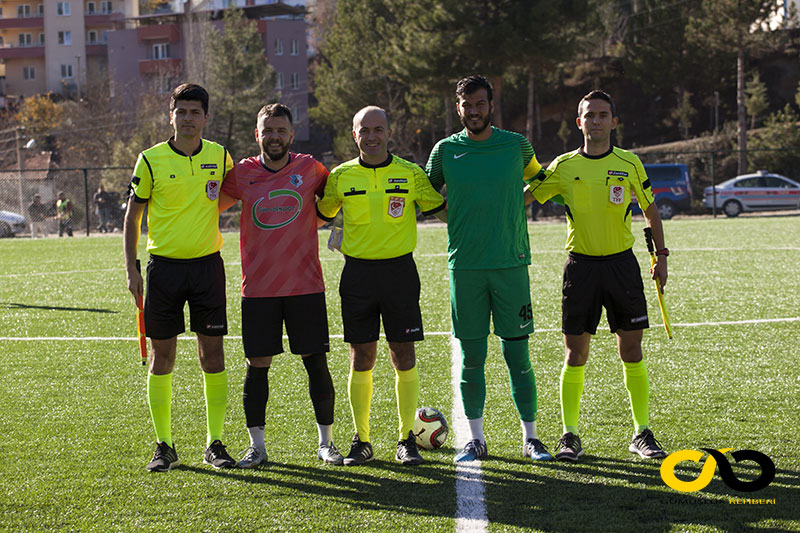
[396,430,425,466]
[317,442,344,466]
[343,433,374,466]
[523,438,553,461]
[203,439,236,469]
[237,446,268,469]
[454,439,488,463]
[555,432,584,462]
[629,429,667,459]
[146,441,180,472]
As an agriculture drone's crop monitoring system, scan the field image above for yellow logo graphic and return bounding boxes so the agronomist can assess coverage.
[660,448,775,493]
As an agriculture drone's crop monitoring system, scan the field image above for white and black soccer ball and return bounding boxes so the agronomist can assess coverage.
[413,407,448,450]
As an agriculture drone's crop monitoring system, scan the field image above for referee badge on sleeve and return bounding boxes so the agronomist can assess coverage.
[206,180,220,200]
[609,185,625,205]
[388,196,405,218]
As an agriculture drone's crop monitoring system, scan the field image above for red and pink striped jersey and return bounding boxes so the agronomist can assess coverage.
[222,153,329,297]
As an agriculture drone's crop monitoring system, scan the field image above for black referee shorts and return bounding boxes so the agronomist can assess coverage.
[339,253,424,344]
[144,252,227,340]
[241,292,330,357]
[562,248,649,335]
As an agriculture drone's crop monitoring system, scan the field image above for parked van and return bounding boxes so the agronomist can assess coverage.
[632,163,692,219]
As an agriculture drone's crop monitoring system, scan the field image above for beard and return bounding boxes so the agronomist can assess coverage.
[261,139,290,161]
[460,111,491,135]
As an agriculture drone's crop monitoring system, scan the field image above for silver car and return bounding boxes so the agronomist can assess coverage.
[0,210,27,238]
[703,170,800,217]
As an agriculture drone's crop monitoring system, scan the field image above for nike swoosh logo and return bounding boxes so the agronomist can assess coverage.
[453,153,467,159]
[520,321,532,329]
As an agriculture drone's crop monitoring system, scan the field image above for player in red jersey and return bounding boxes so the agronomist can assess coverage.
[220,103,343,467]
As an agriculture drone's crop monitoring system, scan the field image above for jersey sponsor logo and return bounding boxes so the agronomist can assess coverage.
[630,314,648,323]
[609,185,625,204]
[405,327,420,334]
[206,180,220,200]
[201,164,218,169]
[608,170,628,177]
[388,196,405,218]
[388,178,407,183]
[252,189,302,230]
[290,174,303,187]
[453,152,468,159]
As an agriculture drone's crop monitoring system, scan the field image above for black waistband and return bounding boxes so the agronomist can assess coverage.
[568,248,633,262]
[344,252,413,265]
[150,251,221,264]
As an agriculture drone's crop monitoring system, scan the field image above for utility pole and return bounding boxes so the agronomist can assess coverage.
[15,127,25,218]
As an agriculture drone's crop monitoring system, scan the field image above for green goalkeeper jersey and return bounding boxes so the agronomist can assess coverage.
[426,127,544,270]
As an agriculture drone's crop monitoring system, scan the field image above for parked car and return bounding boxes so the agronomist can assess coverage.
[0,210,27,238]
[703,170,800,217]
[632,163,692,220]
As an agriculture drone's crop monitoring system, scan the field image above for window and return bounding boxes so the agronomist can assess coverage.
[153,43,170,60]
[87,2,96,15]
[19,33,33,47]
[23,66,36,80]
[290,39,299,55]
[101,30,108,43]
[292,107,300,124]
[291,72,299,90]
[58,31,72,45]
[18,5,32,18]
[57,2,71,16]
[61,64,74,78]
[87,31,97,44]
[39,33,45,45]
[101,1,112,14]
[38,4,44,16]
[276,72,283,90]
[274,38,283,55]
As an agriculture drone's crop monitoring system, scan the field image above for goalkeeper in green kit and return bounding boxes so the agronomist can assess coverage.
[425,75,552,463]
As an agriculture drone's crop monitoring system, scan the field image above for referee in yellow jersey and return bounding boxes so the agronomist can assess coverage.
[124,83,235,472]
[528,90,668,462]
[317,106,446,466]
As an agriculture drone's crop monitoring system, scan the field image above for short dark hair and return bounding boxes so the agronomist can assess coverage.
[170,83,209,115]
[257,103,293,126]
[578,90,616,117]
[456,75,493,102]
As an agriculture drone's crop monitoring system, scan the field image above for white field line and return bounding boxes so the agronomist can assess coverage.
[451,336,488,532]
[3,317,798,342]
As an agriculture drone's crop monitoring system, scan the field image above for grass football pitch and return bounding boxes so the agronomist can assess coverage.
[1,215,798,532]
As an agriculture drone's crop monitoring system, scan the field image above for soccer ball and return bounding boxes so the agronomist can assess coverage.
[413,407,448,450]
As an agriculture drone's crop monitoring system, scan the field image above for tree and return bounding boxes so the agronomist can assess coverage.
[16,94,64,147]
[557,119,571,152]
[745,72,769,128]
[688,0,789,174]
[748,104,800,177]
[202,9,278,159]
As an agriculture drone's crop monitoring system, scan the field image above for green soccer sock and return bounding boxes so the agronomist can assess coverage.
[349,369,373,442]
[147,372,173,447]
[459,337,488,420]
[623,360,650,433]
[395,366,419,439]
[203,370,228,447]
[501,338,537,422]
[560,364,585,435]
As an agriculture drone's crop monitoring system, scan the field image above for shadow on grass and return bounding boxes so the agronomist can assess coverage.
[1,302,117,314]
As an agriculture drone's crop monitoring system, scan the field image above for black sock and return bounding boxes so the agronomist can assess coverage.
[242,365,269,428]
[302,353,335,426]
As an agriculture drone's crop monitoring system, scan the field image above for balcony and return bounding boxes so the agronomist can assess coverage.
[0,16,44,30]
[139,57,182,75]
[0,44,45,60]
[137,24,180,43]
[86,44,108,56]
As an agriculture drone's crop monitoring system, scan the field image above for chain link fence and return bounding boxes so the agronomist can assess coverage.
[0,166,132,237]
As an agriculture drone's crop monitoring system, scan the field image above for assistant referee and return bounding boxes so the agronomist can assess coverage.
[124,83,235,472]
[317,106,446,467]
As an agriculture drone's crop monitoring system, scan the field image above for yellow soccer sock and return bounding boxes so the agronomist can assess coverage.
[147,372,173,447]
[348,369,373,442]
[395,366,419,439]
[560,364,585,435]
[203,370,228,447]
[623,360,650,434]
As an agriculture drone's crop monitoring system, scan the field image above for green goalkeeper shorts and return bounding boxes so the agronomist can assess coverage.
[449,266,534,340]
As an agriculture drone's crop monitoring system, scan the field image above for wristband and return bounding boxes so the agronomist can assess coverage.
[655,248,669,257]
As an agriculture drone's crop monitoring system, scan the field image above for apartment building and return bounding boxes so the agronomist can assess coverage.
[108,2,310,139]
[0,1,139,98]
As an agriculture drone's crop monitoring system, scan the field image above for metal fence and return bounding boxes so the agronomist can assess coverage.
[0,166,132,237]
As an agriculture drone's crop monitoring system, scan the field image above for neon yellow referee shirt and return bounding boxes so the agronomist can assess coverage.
[317,155,445,260]
[131,139,233,259]
[529,146,655,256]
